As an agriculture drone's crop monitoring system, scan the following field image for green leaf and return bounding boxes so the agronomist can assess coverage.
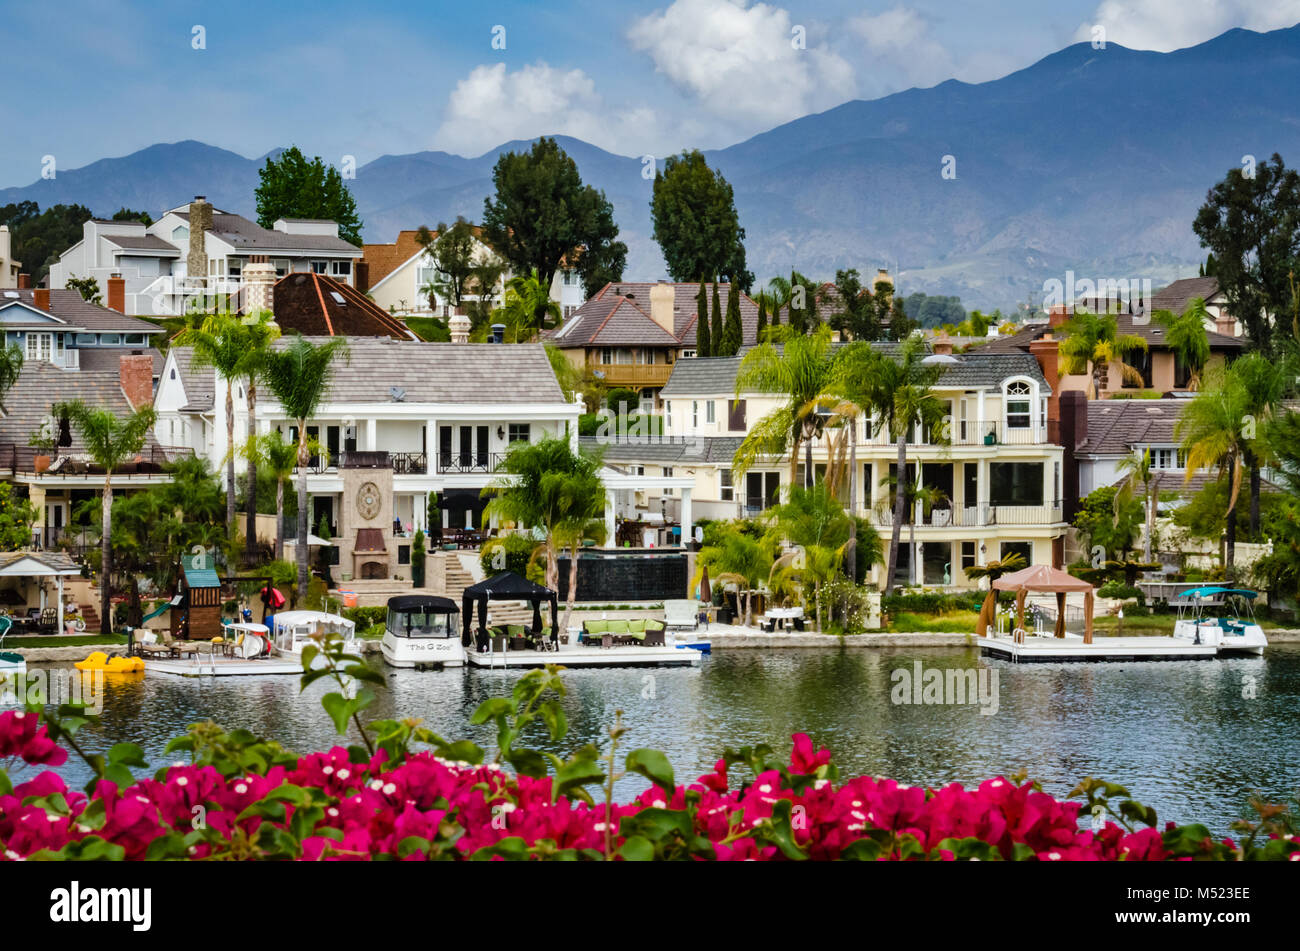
[506,748,549,779]
[625,748,675,795]
[619,835,654,861]
[470,697,513,725]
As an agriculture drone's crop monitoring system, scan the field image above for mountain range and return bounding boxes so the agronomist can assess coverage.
[5,24,1300,311]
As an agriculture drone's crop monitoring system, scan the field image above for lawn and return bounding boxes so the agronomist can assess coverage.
[883,610,980,634]
[3,633,128,649]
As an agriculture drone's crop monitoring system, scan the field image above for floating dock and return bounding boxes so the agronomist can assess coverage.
[468,643,703,669]
[146,657,302,677]
[977,633,1220,662]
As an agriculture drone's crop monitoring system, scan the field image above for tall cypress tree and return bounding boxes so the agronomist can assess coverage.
[788,271,807,335]
[722,281,743,355]
[755,296,768,343]
[695,278,711,356]
[717,281,728,361]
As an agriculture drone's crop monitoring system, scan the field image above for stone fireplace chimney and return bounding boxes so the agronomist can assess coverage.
[241,255,277,315]
[119,353,154,410]
[187,196,213,287]
[106,273,125,314]
[1029,332,1061,442]
[448,313,470,343]
[1214,314,1236,337]
[649,282,675,336]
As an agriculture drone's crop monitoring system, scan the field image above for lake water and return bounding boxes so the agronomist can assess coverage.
[11,646,1300,836]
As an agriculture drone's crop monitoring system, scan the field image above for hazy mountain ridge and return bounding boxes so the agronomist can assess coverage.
[5,25,1299,310]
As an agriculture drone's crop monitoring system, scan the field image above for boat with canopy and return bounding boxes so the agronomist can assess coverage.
[381,595,464,668]
[1172,587,1267,655]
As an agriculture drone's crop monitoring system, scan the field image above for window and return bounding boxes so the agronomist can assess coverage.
[720,469,734,501]
[961,541,976,571]
[99,334,121,346]
[274,258,290,277]
[311,260,328,274]
[1001,541,1033,564]
[171,225,189,243]
[681,349,697,359]
[1151,448,1184,470]
[508,424,531,444]
[1005,381,1031,429]
[75,333,97,347]
[989,462,1044,506]
[124,333,146,345]
[562,270,577,286]
[727,399,747,431]
[600,348,613,365]
[331,260,351,276]
[25,333,52,362]
[706,401,716,425]
[227,258,243,279]
[692,401,699,429]
[663,466,674,496]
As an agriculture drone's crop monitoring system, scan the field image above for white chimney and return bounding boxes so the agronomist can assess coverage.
[449,313,471,344]
[242,256,278,315]
[649,282,675,335]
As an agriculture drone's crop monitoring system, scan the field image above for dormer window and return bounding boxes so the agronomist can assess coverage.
[1005,380,1032,430]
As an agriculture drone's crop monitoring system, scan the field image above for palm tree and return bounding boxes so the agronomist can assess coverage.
[261,335,349,594]
[555,517,607,634]
[843,336,945,595]
[499,270,561,340]
[0,343,23,411]
[733,324,839,493]
[767,482,852,631]
[175,313,252,537]
[52,400,157,635]
[1229,352,1290,537]
[1115,448,1158,563]
[1058,310,1148,397]
[692,528,774,628]
[238,312,281,561]
[244,429,305,561]
[1154,300,1210,391]
[1176,364,1251,576]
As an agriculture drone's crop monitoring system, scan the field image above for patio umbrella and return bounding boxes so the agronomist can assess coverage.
[699,565,712,604]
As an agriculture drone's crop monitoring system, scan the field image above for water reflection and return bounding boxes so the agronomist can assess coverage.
[11,646,1299,836]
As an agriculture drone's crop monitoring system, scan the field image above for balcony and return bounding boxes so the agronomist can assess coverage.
[871,502,1064,528]
[592,363,674,387]
[308,450,429,475]
[859,419,1050,448]
[437,451,505,474]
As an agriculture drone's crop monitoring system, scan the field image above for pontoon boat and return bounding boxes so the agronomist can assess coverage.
[1172,586,1268,655]
[271,611,357,665]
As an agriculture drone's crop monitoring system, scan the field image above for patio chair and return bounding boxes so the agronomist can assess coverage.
[663,600,701,631]
[792,617,805,631]
[643,628,665,647]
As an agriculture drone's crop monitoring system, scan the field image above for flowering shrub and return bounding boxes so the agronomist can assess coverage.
[2,640,1297,861]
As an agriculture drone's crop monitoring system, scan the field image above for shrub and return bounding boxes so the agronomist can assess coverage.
[411,530,426,587]
[342,605,387,629]
[481,532,537,578]
[1098,582,1145,605]
[882,590,983,615]
[606,387,638,414]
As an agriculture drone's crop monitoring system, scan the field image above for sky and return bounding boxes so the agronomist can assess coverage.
[3,0,1299,186]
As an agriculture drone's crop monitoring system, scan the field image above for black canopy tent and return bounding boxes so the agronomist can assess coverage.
[460,571,559,649]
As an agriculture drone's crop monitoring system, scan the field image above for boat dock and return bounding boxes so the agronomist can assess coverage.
[977,633,1220,662]
[468,643,703,669]
[146,657,302,677]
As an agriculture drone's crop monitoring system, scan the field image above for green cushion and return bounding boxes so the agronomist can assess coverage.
[628,630,646,641]
[586,620,607,634]
[627,619,646,633]
[645,619,665,631]
[607,620,629,634]
[539,627,552,639]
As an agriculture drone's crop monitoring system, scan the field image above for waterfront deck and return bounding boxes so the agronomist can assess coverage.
[469,642,703,669]
[145,656,302,677]
[977,633,1219,662]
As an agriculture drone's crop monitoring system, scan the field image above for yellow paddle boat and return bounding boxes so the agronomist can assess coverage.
[74,651,145,673]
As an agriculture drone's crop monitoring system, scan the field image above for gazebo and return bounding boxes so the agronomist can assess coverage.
[460,571,558,648]
[977,565,1096,644]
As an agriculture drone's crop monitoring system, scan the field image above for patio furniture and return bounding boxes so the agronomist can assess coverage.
[664,599,701,631]
[644,627,665,647]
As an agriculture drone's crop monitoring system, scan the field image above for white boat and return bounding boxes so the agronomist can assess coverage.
[221,622,272,659]
[271,610,357,666]
[381,595,465,668]
[0,616,25,676]
[1172,586,1268,656]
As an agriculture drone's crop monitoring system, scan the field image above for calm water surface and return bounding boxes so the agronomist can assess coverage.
[14,646,1300,836]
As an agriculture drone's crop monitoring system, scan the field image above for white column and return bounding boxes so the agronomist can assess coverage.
[978,459,988,524]
[366,418,378,451]
[56,575,64,634]
[605,487,616,549]
[976,390,986,442]
[680,487,693,549]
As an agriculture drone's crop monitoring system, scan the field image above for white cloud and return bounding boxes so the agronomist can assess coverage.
[628,0,856,125]
[1074,0,1300,52]
[848,6,1017,96]
[435,62,670,157]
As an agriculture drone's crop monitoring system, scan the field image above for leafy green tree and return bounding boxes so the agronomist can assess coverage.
[52,399,157,634]
[0,343,22,413]
[111,207,153,226]
[1058,310,1148,397]
[494,270,561,340]
[1154,300,1210,390]
[606,388,638,415]
[650,149,752,290]
[66,275,102,305]
[695,279,711,356]
[238,313,280,559]
[244,429,306,561]
[710,281,724,353]
[482,137,626,293]
[0,482,37,549]
[0,201,94,284]
[254,146,363,245]
[261,335,349,593]
[755,295,768,343]
[416,218,481,311]
[1193,153,1300,354]
[1114,449,1158,562]
[767,483,853,631]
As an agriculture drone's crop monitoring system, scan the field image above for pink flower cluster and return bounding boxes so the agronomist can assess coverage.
[0,714,1276,861]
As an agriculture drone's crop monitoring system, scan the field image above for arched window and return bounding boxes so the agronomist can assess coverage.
[1005,380,1032,430]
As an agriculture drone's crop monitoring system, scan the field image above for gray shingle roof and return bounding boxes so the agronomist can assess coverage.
[0,290,163,334]
[659,355,745,397]
[167,347,216,412]
[935,351,1051,393]
[563,281,763,348]
[582,434,743,465]
[1151,277,1221,314]
[174,211,360,254]
[76,347,164,377]
[267,338,565,404]
[103,234,181,255]
[1077,399,1185,454]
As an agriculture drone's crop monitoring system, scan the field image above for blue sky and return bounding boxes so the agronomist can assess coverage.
[3,0,1298,186]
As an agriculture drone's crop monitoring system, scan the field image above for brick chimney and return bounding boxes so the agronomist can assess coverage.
[241,255,277,315]
[187,196,213,287]
[1029,332,1061,441]
[1048,305,1069,329]
[1058,389,1089,521]
[106,273,125,314]
[649,282,675,336]
[119,354,154,410]
[33,288,50,311]
[1214,314,1236,337]
[17,273,30,290]
[932,330,953,356]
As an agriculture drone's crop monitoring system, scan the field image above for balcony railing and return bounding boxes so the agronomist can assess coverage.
[437,452,504,474]
[858,419,1049,447]
[593,363,674,387]
[871,502,1064,528]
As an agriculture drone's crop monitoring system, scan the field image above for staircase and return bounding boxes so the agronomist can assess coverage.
[80,601,101,631]
[444,554,536,626]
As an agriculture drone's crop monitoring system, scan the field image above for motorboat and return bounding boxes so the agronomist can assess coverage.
[381,595,464,668]
[1172,586,1268,655]
[222,622,272,659]
[271,610,357,665]
[0,615,24,676]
